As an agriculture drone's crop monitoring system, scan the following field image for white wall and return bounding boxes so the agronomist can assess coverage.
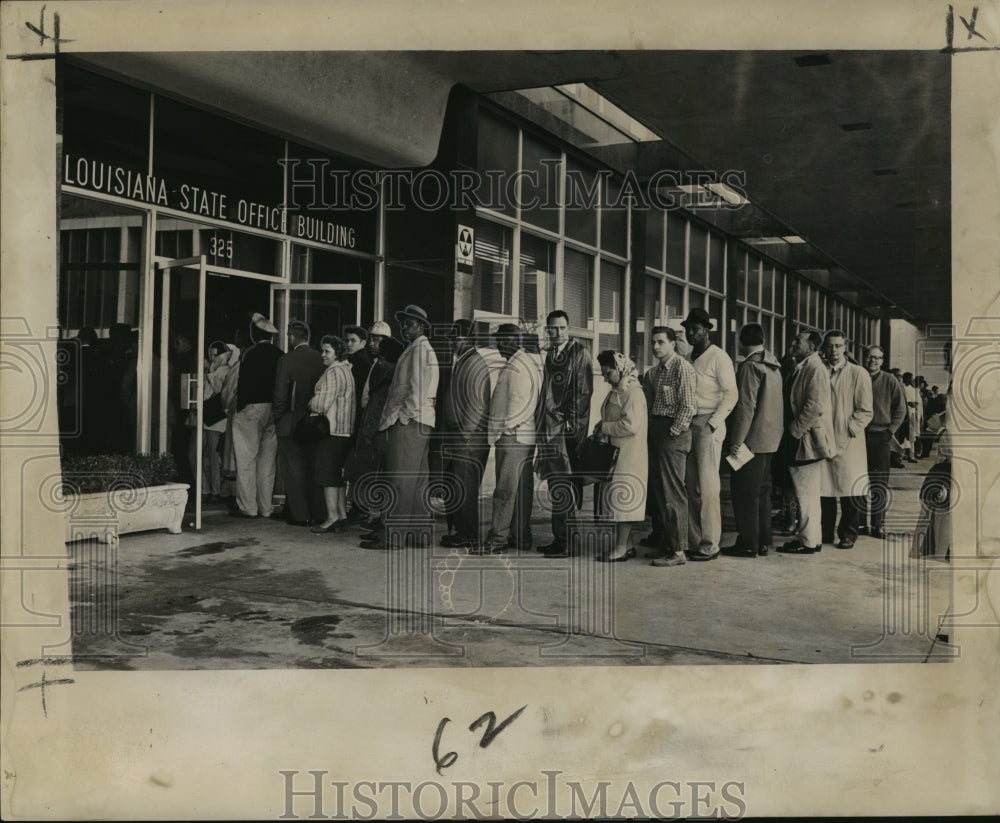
[889,318,950,389]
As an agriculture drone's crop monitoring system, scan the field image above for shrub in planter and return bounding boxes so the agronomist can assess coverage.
[61,453,189,543]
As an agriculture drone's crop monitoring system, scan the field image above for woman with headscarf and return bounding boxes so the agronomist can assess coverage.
[594,350,649,562]
[202,340,240,502]
[308,335,356,533]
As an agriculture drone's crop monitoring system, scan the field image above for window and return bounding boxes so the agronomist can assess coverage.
[519,233,556,325]
[600,178,628,257]
[665,281,684,322]
[689,224,708,287]
[564,157,597,246]
[563,248,593,330]
[472,220,512,315]
[708,234,725,293]
[645,211,664,272]
[666,212,686,276]
[476,111,518,215]
[598,259,623,351]
[520,133,560,231]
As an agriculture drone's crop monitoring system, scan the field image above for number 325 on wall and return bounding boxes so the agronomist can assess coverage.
[208,234,233,261]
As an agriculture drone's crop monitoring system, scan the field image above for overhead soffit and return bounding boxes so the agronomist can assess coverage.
[75,50,951,327]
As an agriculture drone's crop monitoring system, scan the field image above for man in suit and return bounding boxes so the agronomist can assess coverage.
[272,319,325,526]
[440,319,492,549]
[231,312,283,518]
[536,310,594,558]
[721,323,784,558]
[480,324,544,555]
[361,304,439,550]
[778,329,835,554]
[860,344,906,539]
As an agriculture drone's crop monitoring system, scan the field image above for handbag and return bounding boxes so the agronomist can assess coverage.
[202,393,227,427]
[578,436,620,484]
[293,413,330,445]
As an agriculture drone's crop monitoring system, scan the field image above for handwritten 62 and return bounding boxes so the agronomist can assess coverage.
[432,706,527,774]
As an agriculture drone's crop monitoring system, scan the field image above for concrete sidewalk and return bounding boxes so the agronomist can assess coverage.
[67,461,955,669]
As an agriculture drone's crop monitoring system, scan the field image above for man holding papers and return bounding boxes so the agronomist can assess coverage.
[722,323,784,557]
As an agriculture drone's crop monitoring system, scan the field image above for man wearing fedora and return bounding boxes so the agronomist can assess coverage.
[362,305,439,549]
[682,306,738,561]
[231,311,282,518]
[272,319,325,526]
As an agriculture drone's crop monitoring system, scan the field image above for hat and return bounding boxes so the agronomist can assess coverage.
[680,307,713,330]
[368,320,392,337]
[287,319,310,339]
[251,312,278,334]
[393,304,431,328]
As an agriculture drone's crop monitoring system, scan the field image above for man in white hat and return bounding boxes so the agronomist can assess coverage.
[231,312,282,518]
[681,306,738,561]
[361,305,439,549]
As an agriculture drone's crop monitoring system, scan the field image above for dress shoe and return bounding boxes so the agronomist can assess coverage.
[651,553,686,567]
[439,533,464,547]
[870,527,887,540]
[777,540,820,554]
[720,544,756,558]
[758,546,771,557]
[310,522,338,533]
[542,545,571,558]
[685,550,718,562]
[596,547,636,563]
[836,538,855,549]
[857,525,870,536]
[287,519,314,527]
[644,549,667,559]
[537,541,564,554]
[360,539,391,550]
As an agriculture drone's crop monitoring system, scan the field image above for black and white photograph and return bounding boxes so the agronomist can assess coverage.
[2,0,998,819]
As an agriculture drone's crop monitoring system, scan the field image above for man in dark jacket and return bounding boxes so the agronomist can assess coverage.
[231,312,282,518]
[537,310,594,558]
[722,323,784,557]
[272,320,325,526]
[440,319,492,549]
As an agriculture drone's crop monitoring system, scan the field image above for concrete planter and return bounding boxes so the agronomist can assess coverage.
[64,483,190,544]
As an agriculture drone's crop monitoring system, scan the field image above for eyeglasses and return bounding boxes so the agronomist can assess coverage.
[866,355,884,361]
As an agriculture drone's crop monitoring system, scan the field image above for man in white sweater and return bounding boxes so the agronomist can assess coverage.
[681,307,738,561]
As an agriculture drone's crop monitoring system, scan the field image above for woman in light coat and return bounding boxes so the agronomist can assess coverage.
[309,335,356,533]
[594,350,648,562]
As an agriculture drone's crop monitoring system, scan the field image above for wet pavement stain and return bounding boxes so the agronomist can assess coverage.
[290,614,356,647]
[176,538,259,557]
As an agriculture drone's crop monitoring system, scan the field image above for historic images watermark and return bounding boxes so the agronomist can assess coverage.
[277,771,748,820]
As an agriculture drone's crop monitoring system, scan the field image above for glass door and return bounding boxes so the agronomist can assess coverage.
[152,255,207,528]
[270,284,362,346]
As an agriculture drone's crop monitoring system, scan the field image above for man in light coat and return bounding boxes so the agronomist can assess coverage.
[721,323,784,557]
[479,324,544,554]
[778,329,836,554]
[440,319,492,550]
[819,330,874,549]
[361,304,439,549]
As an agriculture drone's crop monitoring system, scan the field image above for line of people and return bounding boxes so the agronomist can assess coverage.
[191,303,941,564]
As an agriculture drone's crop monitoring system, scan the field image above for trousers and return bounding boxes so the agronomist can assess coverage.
[232,403,277,517]
[648,417,691,553]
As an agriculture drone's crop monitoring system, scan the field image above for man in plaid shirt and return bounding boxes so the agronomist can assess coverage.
[641,326,697,567]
